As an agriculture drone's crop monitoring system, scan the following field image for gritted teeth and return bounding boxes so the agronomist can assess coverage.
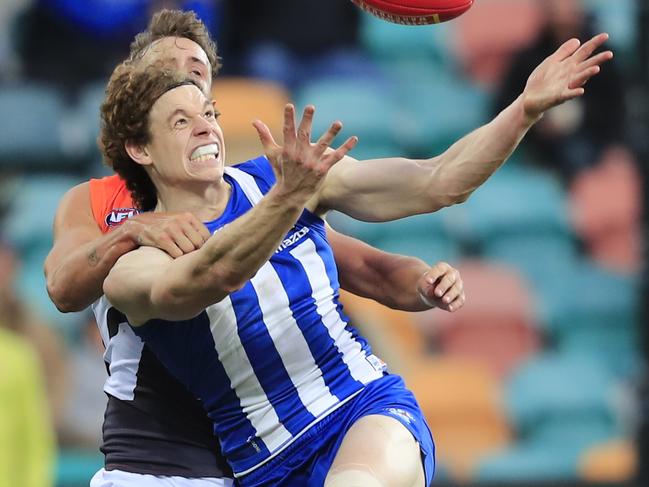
[190,143,219,161]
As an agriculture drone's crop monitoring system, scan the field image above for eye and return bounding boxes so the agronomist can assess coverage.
[174,117,188,128]
[191,70,202,77]
[205,109,220,120]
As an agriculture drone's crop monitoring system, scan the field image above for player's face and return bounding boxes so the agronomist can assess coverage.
[141,37,212,95]
[145,84,225,185]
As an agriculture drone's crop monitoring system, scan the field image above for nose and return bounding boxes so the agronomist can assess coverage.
[193,115,215,137]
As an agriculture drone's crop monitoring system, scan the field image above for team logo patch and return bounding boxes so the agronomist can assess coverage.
[105,208,140,227]
[385,407,415,425]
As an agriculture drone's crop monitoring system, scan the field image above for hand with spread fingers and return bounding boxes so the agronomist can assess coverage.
[417,262,465,312]
[522,32,613,121]
[253,104,358,205]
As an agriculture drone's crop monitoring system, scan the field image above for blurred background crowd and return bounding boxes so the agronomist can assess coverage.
[0,0,646,486]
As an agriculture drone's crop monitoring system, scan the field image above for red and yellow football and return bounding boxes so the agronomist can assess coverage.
[352,0,474,25]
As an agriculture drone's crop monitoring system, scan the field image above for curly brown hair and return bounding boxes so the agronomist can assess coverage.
[100,62,199,210]
[128,9,221,77]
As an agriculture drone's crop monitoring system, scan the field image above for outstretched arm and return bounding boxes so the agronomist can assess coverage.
[327,227,464,312]
[44,182,211,312]
[316,34,613,221]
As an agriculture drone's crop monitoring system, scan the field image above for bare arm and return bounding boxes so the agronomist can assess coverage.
[45,183,138,312]
[44,183,211,312]
[316,34,613,221]
[327,227,464,312]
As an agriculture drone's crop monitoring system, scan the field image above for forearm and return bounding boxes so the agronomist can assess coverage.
[45,227,137,312]
[424,95,540,205]
[358,254,431,312]
[333,230,431,311]
[148,188,304,318]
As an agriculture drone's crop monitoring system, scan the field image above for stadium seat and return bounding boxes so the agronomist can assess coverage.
[294,77,402,159]
[451,0,544,87]
[394,71,489,157]
[0,83,74,170]
[4,174,83,249]
[418,260,540,378]
[73,81,107,162]
[459,165,573,250]
[211,77,291,165]
[569,148,641,273]
[578,438,637,483]
[407,357,511,481]
[543,262,639,378]
[359,11,455,69]
[477,353,619,481]
[585,0,637,61]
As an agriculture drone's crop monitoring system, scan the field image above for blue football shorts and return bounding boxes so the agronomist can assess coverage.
[239,373,435,486]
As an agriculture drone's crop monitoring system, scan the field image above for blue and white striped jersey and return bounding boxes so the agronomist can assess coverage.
[133,156,387,476]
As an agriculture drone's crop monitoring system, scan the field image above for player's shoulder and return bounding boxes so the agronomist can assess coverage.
[89,174,126,194]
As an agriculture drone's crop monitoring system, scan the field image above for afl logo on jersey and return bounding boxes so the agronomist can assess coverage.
[105,208,139,227]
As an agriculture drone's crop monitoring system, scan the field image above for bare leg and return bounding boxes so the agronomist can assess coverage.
[324,414,425,487]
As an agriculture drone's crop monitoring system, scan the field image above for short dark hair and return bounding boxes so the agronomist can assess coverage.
[128,9,220,77]
[100,62,198,210]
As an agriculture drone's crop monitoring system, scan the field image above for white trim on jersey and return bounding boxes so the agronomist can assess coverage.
[93,297,145,400]
[224,166,264,204]
[205,297,292,452]
[290,240,383,385]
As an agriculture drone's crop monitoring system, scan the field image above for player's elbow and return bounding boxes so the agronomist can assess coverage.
[46,278,84,313]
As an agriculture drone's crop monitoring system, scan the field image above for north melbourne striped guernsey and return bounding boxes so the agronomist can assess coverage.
[128,156,387,476]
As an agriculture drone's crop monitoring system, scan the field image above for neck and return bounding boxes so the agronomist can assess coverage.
[154,178,232,222]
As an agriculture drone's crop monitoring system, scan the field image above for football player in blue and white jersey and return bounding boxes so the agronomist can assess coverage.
[99,30,612,486]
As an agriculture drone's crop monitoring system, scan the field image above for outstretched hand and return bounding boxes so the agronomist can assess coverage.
[522,33,613,120]
[253,104,357,205]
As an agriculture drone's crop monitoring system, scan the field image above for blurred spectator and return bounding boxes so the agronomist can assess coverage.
[13,0,218,92]
[219,0,380,89]
[0,327,55,487]
[492,0,630,184]
[59,313,107,449]
[0,239,70,437]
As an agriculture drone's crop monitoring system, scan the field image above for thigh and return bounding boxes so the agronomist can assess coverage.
[324,414,425,487]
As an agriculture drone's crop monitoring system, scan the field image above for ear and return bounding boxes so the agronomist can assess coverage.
[125,141,153,166]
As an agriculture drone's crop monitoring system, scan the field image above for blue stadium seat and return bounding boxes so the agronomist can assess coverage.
[0,83,80,169]
[459,165,573,244]
[359,11,455,69]
[294,77,402,155]
[5,175,83,249]
[393,71,489,157]
[0,83,64,165]
[477,353,619,482]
